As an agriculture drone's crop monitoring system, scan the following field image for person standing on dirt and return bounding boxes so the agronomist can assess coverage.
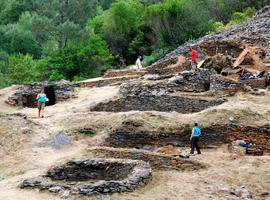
[135,55,142,70]
[36,89,48,118]
[190,47,197,69]
[190,122,201,154]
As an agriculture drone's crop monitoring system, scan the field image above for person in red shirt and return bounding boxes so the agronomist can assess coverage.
[190,47,197,69]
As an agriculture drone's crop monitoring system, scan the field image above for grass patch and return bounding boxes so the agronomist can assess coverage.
[241,108,254,117]
[0,170,26,181]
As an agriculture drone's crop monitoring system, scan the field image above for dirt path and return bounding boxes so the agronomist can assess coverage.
[0,85,269,200]
[0,86,119,200]
[109,147,270,200]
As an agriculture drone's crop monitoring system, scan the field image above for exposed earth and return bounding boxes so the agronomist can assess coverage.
[1,5,270,200]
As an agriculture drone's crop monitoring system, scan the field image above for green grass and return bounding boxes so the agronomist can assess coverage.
[0,170,26,182]
[241,108,254,117]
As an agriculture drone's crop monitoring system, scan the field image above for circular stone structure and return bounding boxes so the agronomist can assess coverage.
[21,158,152,196]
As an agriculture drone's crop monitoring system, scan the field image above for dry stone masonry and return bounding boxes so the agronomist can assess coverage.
[90,94,225,113]
[6,80,77,108]
[89,146,206,171]
[119,69,214,96]
[21,158,152,196]
[103,120,270,152]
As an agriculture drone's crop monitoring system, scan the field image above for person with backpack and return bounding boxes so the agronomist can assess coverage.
[190,122,201,154]
[36,89,48,118]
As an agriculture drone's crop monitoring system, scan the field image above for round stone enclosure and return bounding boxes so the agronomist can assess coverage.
[21,158,152,196]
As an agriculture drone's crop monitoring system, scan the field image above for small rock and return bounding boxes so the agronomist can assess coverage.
[261,192,269,197]
[49,186,62,193]
[230,189,241,197]
[220,187,230,193]
[60,190,70,199]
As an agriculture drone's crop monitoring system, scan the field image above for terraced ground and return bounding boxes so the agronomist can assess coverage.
[0,5,270,200]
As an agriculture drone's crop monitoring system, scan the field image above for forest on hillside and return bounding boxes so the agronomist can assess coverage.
[0,0,269,88]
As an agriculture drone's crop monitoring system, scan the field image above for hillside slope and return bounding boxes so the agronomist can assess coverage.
[0,5,269,200]
[160,5,270,62]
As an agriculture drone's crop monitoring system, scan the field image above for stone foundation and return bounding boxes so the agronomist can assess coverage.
[103,69,147,78]
[79,76,141,88]
[105,123,229,148]
[104,122,270,152]
[89,147,206,170]
[147,57,179,74]
[90,94,225,113]
[147,56,190,76]
[21,158,152,196]
[119,69,213,96]
[210,75,268,91]
[6,80,76,108]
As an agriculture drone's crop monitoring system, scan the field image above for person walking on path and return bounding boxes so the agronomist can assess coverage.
[135,56,142,70]
[190,122,201,154]
[190,47,197,70]
[36,89,48,118]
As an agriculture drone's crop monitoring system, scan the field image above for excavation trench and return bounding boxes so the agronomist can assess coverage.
[104,123,270,153]
[90,95,225,113]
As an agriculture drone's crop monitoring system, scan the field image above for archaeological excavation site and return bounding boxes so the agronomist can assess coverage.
[0,5,270,200]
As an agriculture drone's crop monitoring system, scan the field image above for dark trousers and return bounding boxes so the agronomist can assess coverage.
[191,137,201,154]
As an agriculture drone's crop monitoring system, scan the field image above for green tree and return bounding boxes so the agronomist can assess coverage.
[145,0,214,48]
[0,51,9,88]
[22,0,98,50]
[0,0,26,25]
[0,23,41,58]
[7,54,36,85]
[46,34,112,81]
[89,0,147,66]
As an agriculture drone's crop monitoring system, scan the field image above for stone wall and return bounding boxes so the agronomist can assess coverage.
[146,56,191,76]
[46,159,134,181]
[119,69,214,96]
[89,147,205,170]
[90,94,225,113]
[103,69,147,78]
[147,57,179,74]
[210,75,268,91]
[79,76,141,88]
[104,122,270,152]
[105,123,229,149]
[168,69,213,92]
[21,158,152,196]
[6,80,77,108]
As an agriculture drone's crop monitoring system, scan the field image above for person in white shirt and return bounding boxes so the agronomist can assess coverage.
[135,56,142,70]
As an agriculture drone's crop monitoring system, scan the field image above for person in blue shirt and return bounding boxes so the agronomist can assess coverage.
[36,89,48,118]
[190,122,201,154]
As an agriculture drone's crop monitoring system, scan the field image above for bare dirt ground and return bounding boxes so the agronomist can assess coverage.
[0,85,270,200]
